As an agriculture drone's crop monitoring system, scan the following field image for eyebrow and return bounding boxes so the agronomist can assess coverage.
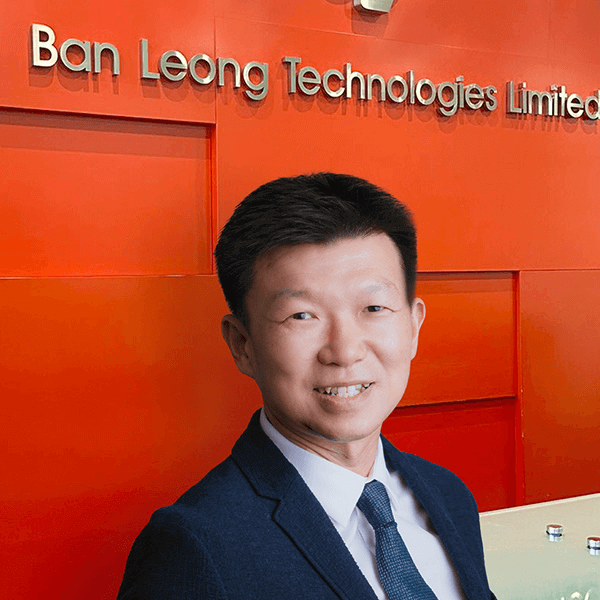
[363,281,400,294]
[363,283,385,292]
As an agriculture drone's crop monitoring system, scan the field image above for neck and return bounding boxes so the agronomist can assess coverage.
[265,411,380,477]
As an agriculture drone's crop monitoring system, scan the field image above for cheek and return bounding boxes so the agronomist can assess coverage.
[253,331,314,382]
[375,323,416,371]
[377,319,413,350]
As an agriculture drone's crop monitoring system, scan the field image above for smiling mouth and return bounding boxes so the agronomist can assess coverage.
[315,383,372,398]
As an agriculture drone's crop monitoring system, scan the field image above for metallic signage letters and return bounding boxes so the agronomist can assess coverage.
[28,24,600,121]
[354,0,394,13]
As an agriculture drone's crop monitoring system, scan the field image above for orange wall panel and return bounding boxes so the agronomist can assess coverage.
[0,271,518,598]
[214,15,600,273]
[405,273,516,405]
[520,270,600,503]
[549,0,600,64]
[0,275,261,599]
[0,109,212,276]
[215,0,550,58]
[382,399,516,512]
[3,2,600,272]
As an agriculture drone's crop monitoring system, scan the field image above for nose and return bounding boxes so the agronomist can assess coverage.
[317,317,367,367]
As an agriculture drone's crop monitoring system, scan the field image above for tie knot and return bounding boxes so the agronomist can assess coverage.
[357,480,396,530]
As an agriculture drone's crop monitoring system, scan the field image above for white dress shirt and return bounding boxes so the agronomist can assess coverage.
[260,410,466,600]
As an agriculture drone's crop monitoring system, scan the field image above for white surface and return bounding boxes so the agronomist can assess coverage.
[480,494,600,600]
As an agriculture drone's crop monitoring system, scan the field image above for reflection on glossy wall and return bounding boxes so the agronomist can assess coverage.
[1,1,599,598]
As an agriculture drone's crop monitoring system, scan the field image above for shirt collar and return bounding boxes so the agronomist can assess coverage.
[260,408,393,528]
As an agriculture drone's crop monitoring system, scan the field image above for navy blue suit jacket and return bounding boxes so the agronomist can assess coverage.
[117,412,495,599]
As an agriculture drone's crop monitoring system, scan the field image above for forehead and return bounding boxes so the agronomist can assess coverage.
[250,233,405,297]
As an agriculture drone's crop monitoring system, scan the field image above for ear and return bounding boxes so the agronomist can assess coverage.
[409,298,426,360]
[221,314,257,379]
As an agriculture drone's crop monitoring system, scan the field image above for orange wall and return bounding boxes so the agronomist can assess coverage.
[1,1,599,598]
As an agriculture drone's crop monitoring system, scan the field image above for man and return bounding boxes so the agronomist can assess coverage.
[117,173,495,600]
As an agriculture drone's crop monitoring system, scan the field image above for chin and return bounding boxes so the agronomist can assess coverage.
[307,419,380,444]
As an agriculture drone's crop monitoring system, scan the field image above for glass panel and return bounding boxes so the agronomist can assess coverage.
[481,494,600,600]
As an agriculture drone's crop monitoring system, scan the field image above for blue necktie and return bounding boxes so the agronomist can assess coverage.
[357,480,438,600]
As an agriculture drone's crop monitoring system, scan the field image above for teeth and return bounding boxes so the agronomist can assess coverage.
[317,384,371,397]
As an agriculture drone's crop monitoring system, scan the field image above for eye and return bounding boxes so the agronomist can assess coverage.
[365,305,384,313]
[291,312,312,320]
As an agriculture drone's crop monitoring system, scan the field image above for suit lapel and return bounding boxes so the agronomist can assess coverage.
[232,412,378,600]
[274,475,380,600]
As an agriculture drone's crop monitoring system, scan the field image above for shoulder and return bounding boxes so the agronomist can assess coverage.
[116,473,232,599]
[117,456,270,599]
[383,436,468,485]
[155,453,274,533]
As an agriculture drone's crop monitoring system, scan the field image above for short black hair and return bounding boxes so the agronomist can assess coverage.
[214,172,417,328]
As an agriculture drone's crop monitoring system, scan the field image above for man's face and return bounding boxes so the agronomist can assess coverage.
[223,233,425,448]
